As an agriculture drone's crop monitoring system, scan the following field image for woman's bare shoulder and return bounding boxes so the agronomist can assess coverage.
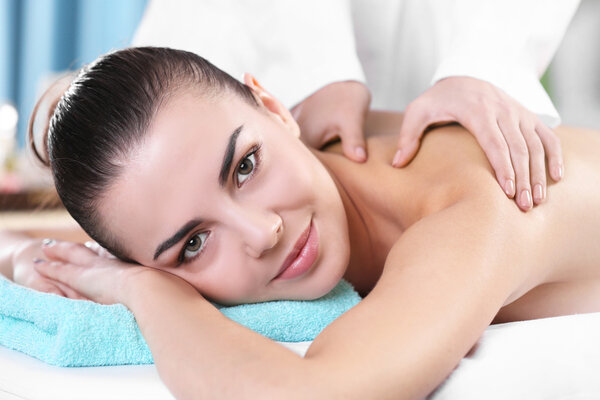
[317,120,513,235]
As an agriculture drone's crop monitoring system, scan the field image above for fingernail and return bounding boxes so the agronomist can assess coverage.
[33,258,46,264]
[392,150,403,167]
[355,146,367,162]
[519,189,532,210]
[533,184,544,203]
[554,164,564,180]
[504,179,515,198]
[42,239,56,247]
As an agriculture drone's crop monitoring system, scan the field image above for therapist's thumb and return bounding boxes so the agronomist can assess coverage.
[392,106,429,168]
[339,123,368,163]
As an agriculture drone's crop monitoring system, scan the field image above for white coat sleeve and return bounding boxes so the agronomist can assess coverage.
[428,0,580,127]
[132,0,365,109]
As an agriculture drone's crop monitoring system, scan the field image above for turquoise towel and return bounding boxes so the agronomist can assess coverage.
[0,277,360,367]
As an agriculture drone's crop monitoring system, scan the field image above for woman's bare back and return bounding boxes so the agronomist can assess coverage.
[316,114,600,322]
[496,125,600,321]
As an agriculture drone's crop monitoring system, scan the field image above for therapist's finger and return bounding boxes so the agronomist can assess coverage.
[392,103,429,167]
[498,118,532,211]
[536,123,564,182]
[521,122,546,205]
[339,121,368,163]
[462,116,515,198]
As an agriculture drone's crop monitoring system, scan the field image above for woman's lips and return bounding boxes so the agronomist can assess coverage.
[274,220,318,280]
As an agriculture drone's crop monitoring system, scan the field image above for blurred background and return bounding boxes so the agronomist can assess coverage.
[0,0,598,203]
[549,0,600,129]
[0,0,147,201]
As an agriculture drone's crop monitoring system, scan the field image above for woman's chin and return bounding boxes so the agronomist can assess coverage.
[303,261,348,300]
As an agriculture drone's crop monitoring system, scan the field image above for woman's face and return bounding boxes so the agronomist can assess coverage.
[99,83,350,304]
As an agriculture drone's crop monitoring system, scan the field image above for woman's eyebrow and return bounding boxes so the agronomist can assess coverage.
[154,219,203,261]
[219,125,243,187]
[153,125,244,261]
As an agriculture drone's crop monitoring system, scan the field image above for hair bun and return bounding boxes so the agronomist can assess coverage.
[28,73,76,167]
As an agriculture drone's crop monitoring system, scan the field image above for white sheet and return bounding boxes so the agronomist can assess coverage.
[430,312,600,399]
[1,313,599,399]
[0,342,308,400]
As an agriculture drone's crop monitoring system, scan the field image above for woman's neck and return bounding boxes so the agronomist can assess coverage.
[312,112,451,295]
[315,145,402,296]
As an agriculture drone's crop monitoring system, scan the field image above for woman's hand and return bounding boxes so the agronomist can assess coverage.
[291,81,371,162]
[391,76,564,212]
[11,238,85,298]
[33,240,149,305]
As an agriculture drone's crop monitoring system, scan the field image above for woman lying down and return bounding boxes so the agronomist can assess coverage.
[2,47,600,399]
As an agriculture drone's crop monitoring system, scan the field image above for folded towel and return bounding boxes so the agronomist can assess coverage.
[0,277,359,367]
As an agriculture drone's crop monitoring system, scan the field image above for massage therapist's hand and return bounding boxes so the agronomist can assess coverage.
[392,76,564,212]
[291,81,371,162]
[34,240,191,306]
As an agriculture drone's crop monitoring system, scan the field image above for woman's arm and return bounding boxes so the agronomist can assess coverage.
[35,244,316,399]
[126,272,314,399]
[36,190,534,399]
[0,230,31,279]
[306,194,535,399]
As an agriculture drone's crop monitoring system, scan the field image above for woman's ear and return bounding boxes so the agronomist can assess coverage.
[243,73,299,137]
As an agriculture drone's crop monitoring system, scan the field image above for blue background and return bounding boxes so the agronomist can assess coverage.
[0,0,147,147]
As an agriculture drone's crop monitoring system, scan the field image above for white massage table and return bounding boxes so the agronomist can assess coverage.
[0,342,309,400]
[1,313,600,399]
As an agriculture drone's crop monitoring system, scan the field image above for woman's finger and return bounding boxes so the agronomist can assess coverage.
[521,121,547,205]
[498,117,532,211]
[34,260,92,301]
[34,252,139,305]
[50,278,90,300]
[535,123,564,182]
[33,261,89,301]
[34,259,79,287]
[41,240,99,266]
[30,278,66,297]
[32,270,87,300]
[84,241,103,255]
[84,241,117,259]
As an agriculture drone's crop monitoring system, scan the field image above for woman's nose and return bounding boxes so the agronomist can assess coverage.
[235,210,283,258]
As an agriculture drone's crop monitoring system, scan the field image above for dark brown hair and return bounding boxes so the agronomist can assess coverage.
[29,47,258,261]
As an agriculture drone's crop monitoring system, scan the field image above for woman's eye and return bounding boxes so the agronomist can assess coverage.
[182,231,209,262]
[236,152,256,185]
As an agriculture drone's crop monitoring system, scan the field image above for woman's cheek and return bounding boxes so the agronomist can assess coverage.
[266,160,315,207]
[200,272,256,305]
[187,253,249,302]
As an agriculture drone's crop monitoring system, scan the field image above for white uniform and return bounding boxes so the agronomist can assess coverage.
[133,0,579,127]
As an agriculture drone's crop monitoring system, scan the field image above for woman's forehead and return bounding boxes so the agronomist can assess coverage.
[151,92,248,140]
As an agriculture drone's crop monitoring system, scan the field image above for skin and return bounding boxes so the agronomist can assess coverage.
[94,84,349,305]
[295,77,564,212]
[392,76,563,208]
[6,78,600,399]
[4,75,562,292]
[291,80,371,162]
